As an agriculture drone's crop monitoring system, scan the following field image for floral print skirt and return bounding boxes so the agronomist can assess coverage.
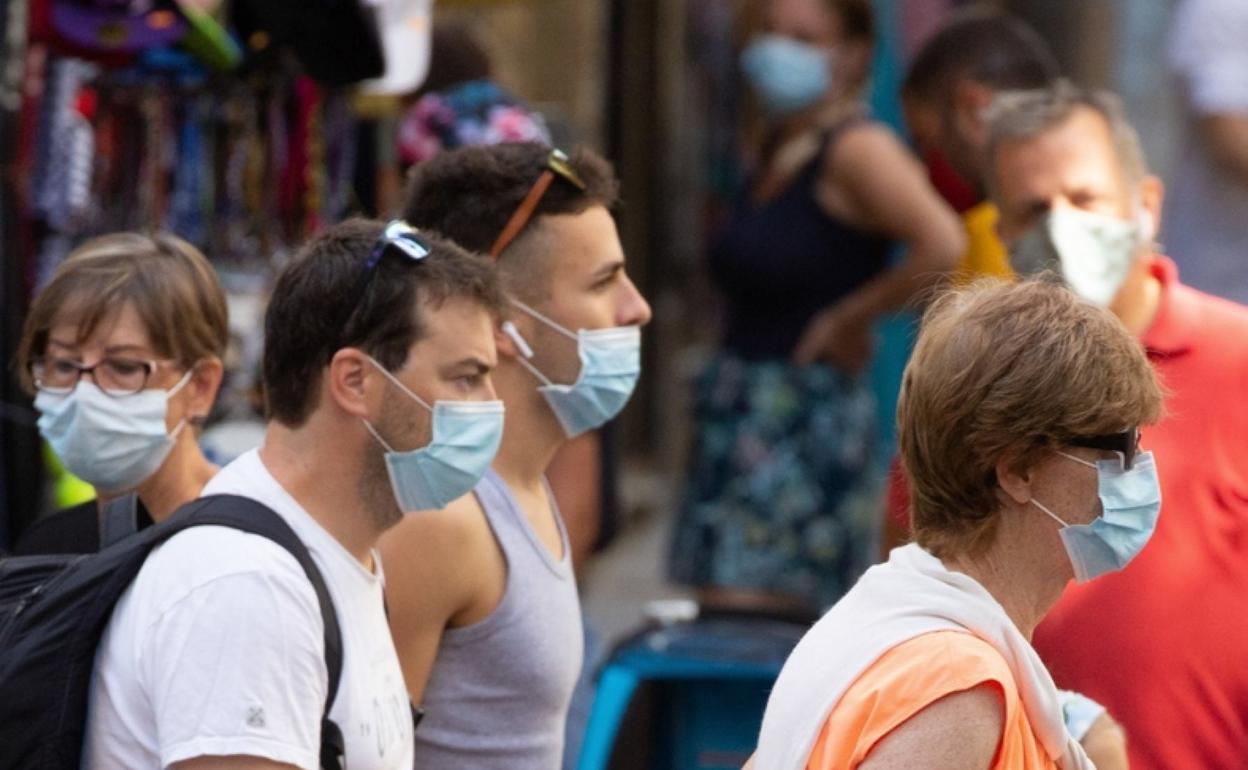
[669,352,880,609]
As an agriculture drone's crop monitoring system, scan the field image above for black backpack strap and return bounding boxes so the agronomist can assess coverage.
[99,494,140,549]
[167,495,345,770]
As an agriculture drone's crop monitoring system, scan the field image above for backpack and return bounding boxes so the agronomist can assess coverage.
[0,494,346,770]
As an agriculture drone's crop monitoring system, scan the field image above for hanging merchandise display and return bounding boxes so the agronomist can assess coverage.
[19,63,362,276]
[3,0,415,539]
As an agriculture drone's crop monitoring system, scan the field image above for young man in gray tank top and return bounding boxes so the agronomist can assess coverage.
[380,143,653,769]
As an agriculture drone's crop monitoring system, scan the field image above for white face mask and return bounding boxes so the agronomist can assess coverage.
[1010,206,1151,306]
[34,371,193,494]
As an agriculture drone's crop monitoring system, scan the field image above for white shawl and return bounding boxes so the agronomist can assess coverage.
[752,544,1094,770]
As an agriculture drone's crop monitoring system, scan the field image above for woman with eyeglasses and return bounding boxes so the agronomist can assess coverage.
[671,0,965,614]
[12,232,228,555]
[749,280,1161,770]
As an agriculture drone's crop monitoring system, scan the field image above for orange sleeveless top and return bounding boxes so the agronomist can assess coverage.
[804,631,1058,770]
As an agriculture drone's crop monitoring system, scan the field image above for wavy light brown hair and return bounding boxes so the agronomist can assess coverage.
[897,278,1164,558]
[18,232,228,392]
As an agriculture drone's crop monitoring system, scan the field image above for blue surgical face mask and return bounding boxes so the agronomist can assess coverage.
[1009,206,1148,306]
[363,357,505,511]
[506,301,642,438]
[1031,450,1161,582]
[34,371,193,494]
[740,34,833,116]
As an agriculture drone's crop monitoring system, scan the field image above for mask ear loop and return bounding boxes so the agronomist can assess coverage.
[1030,497,1071,528]
[165,367,196,399]
[1055,450,1099,469]
[165,365,199,440]
[361,418,397,453]
[512,300,579,341]
[364,354,433,411]
[360,355,435,453]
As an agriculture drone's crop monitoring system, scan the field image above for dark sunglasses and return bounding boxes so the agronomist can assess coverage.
[1068,428,1141,470]
[489,148,586,259]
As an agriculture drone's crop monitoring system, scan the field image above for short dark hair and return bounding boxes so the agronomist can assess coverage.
[827,0,874,43]
[902,6,1059,104]
[263,218,505,427]
[403,142,618,254]
[402,142,619,299]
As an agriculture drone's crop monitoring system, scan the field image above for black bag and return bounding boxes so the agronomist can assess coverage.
[0,495,346,770]
[231,0,385,85]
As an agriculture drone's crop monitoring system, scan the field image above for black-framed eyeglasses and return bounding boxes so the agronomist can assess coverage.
[347,219,432,318]
[30,356,172,397]
[488,148,587,259]
[1068,428,1141,470]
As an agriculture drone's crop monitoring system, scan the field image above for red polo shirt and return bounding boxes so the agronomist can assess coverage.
[1033,257,1248,770]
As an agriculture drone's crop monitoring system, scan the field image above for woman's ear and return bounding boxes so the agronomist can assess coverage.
[995,452,1034,506]
[186,357,225,422]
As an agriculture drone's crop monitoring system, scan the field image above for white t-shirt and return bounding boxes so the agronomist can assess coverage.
[1165,0,1248,304]
[84,449,414,769]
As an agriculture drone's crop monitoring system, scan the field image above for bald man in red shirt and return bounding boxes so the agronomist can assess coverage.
[985,81,1248,770]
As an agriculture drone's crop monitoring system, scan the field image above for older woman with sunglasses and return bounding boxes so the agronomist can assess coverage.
[749,279,1163,770]
[13,232,227,555]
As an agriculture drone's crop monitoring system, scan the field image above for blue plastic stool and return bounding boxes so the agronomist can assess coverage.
[577,615,807,770]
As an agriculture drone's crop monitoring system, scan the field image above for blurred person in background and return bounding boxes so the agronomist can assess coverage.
[989,81,1248,770]
[1164,0,1248,305]
[899,5,1060,282]
[13,233,227,555]
[881,5,1061,555]
[750,278,1159,770]
[397,20,551,169]
[670,0,963,614]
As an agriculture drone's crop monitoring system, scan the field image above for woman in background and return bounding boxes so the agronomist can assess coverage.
[671,0,963,612]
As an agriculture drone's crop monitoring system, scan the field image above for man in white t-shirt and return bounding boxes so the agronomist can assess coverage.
[1165,0,1248,304]
[84,219,508,770]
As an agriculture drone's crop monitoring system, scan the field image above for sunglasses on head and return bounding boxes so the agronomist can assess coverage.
[357,219,430,292]
[489,148,586,259]
[342,220,432,339]
[1068,428,1141,470]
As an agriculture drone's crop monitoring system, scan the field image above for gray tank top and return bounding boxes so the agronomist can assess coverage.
[410,469,583,769]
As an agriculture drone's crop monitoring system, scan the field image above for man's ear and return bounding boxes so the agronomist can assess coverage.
[496,320,534,361]
[1138,174,1165,242]
[326,348,374,419]
[954,79,996,144]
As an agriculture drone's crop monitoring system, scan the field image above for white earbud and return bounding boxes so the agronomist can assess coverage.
[501,321,535,359]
